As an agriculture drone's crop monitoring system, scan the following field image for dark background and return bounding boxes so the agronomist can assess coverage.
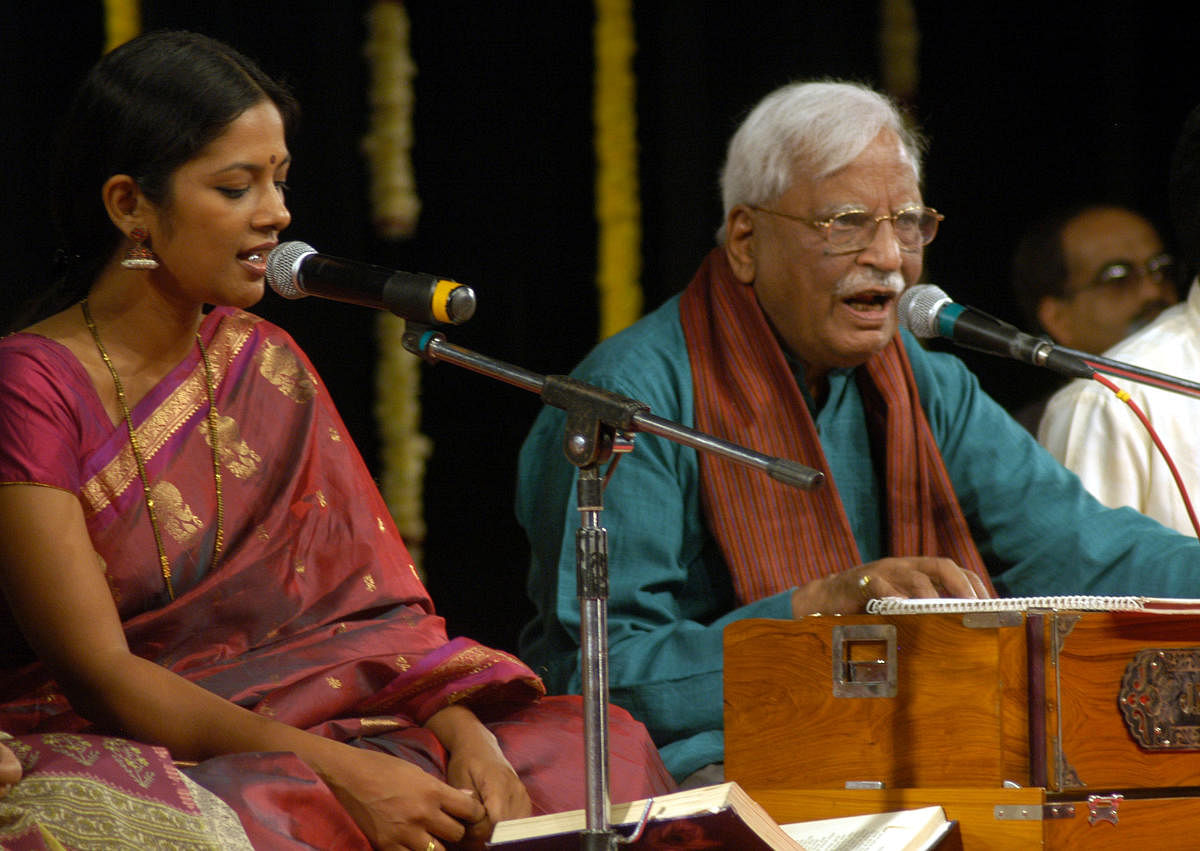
[2,2,1195,652]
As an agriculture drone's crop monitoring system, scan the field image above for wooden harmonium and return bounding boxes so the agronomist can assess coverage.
[724,598,1200,793]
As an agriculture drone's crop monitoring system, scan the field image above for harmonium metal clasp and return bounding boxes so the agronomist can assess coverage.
[1087,793,1123,826]
[832,624,897,697]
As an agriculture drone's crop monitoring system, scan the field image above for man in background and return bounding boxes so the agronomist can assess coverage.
[1038,110,1200,536]
[1009,204,1178,431]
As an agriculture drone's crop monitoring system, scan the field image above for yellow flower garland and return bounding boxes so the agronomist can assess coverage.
[880,0,919,102]
[594,0,643,339]
[362,0,421,239]
[364,1,430,575]
[103,0,140,52]
[375,312,432,574]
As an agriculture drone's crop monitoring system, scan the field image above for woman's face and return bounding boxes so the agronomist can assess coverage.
[144,100,291,309]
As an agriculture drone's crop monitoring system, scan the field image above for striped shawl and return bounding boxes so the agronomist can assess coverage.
[678,247,992,604]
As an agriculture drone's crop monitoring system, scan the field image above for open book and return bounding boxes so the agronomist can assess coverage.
[487,782,954,850]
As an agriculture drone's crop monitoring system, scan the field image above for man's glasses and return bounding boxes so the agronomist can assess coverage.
[1072,253,1176,297]
[749,205,944,253]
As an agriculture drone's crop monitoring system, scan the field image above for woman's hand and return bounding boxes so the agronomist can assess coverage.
[315,738,486,851]
[425,705,531,848]
[791,556,992,617]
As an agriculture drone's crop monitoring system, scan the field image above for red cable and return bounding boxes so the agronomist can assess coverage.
[1091,372,1200,539]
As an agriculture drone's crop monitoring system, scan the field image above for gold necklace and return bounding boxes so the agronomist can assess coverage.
[81,300,224,600]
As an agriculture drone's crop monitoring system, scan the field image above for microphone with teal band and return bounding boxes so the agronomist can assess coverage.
[898,284,1094,379]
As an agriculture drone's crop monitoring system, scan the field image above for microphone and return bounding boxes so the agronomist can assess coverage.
[898,284,1094,379]
[266,241,476,325]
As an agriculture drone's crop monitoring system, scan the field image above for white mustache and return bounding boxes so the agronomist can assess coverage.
[833,270,906,299]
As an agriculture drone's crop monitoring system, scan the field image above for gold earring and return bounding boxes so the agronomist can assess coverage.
[121,227,160,270]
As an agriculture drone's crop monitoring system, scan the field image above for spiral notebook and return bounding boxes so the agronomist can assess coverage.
[865,595,1200,615]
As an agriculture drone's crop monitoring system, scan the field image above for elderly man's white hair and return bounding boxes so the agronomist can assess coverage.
[718,80,927,242]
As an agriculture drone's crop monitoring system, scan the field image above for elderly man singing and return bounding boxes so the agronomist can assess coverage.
[515,80,1200,787]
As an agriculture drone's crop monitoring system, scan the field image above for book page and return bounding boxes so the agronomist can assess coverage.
[782,806,946,851]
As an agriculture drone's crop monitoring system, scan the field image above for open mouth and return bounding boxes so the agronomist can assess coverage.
[238,250,270,279]
[843,290,896,312]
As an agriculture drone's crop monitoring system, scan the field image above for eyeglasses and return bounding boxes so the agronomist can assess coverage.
[749,205,944,253]
[1071,253,1176,297]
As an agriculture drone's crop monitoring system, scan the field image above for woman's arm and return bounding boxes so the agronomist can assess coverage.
[0,484,484,850]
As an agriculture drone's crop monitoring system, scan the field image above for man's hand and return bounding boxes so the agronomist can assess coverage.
[791,556,992,617]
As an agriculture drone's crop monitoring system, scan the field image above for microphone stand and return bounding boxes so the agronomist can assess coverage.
[401,324,823,849]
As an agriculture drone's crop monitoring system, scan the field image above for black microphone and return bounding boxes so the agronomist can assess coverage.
[265,241,476,325]
[898,284,1094,379]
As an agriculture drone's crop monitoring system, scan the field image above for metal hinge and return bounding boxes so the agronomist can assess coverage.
[994,803,1076,821]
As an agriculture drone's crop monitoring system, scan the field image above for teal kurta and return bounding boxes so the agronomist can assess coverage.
[515,294,1200,780]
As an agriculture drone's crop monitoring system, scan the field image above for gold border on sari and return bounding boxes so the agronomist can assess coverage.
[368,645,542,709]
[81,313,258,516]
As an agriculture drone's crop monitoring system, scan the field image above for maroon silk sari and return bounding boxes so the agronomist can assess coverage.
[0,308,672,847]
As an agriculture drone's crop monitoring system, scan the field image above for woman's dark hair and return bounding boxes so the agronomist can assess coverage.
[25,30,299,326]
